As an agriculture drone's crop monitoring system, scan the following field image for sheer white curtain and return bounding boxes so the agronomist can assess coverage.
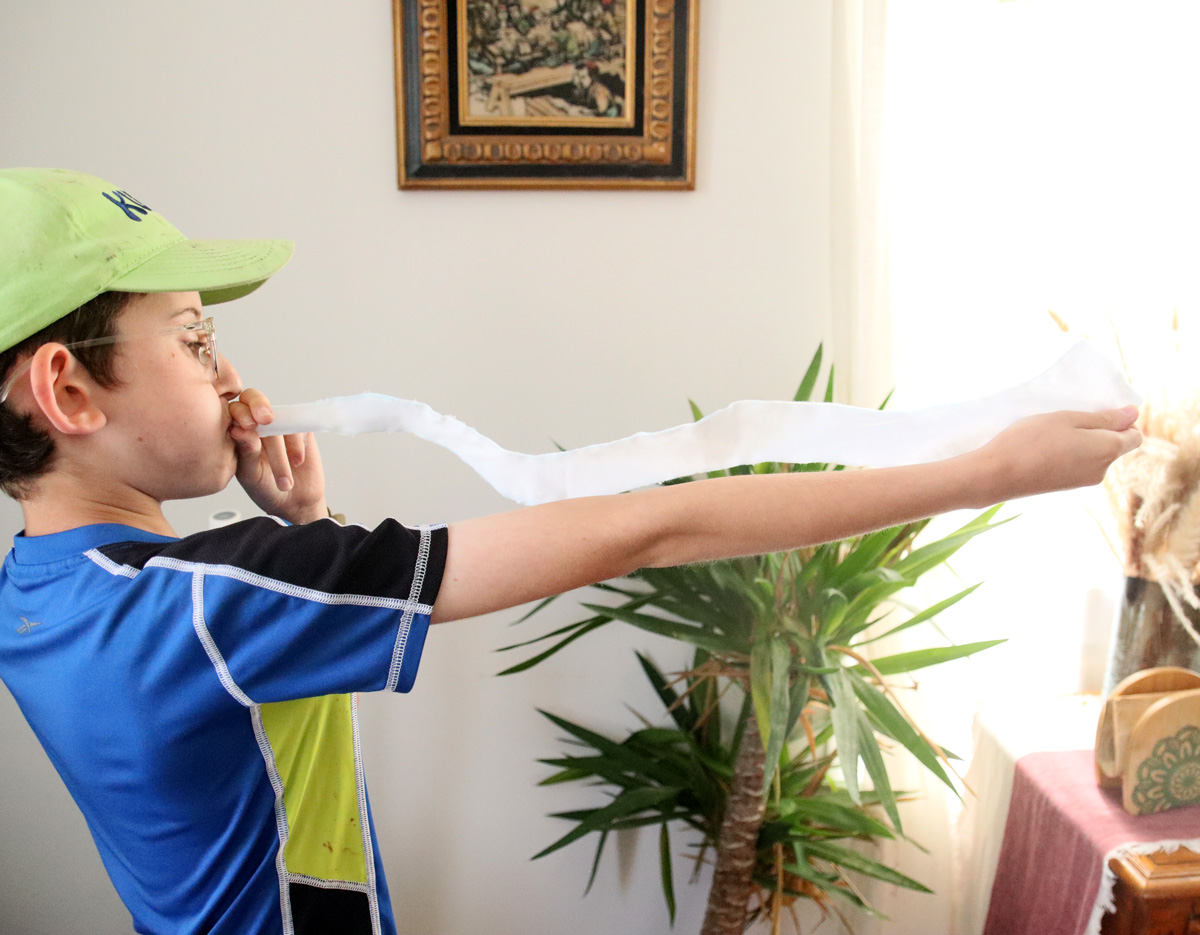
[828,3,912,933]
[831,0,892,410]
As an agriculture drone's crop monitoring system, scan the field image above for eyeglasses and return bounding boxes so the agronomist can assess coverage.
[0,317,218,404]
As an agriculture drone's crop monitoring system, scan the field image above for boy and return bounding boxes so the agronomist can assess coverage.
[0,167,1141,935]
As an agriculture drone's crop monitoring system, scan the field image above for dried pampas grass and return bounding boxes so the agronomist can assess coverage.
[1105,406,1200,580]
[1089,306,1200,647]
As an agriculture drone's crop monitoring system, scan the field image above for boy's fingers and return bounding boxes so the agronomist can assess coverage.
[230,391,306,492]
[261,435,294,491]
[1106,405,1140,430]
[237,387,275,425]
[1118,426,1143,455]
[1073,406,1139,430]
[228,400,256,430]
[285,433,306,467]
[1086,408,1142,454]
[231,425,263,464]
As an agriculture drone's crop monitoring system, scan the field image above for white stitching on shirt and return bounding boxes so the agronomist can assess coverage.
[285,872,371,894]
[250,704,295,935]
[144,557,433,615]
[190,570,255,708]
[85,549,139,578]
[86,542,438,619]
[384,525,433,693]
[351,694,383,935]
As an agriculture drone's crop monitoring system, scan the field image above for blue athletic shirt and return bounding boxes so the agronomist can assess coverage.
[0,516,447,935]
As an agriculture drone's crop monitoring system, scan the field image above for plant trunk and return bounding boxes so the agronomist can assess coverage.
[701,713,767,935]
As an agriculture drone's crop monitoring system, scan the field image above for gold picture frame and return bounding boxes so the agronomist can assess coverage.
[393,0,699,189]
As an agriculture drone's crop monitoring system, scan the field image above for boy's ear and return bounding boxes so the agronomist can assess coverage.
[27,344,108,436]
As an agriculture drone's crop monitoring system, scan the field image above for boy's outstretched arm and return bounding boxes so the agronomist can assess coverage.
[430,406,1141,623]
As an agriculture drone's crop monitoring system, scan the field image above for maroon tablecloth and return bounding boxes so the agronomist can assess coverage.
[983,749,1200,935]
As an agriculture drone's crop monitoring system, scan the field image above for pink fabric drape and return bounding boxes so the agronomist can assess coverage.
[983,749,1200,935]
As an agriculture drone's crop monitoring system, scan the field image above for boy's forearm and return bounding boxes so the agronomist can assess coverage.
[434,453,989,622]
[634,454,988,569]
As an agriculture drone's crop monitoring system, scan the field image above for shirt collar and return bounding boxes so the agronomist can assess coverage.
[9,524,178,565]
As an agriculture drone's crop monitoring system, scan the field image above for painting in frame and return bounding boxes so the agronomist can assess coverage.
[393,0,698,189]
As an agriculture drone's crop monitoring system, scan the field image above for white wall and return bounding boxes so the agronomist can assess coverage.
[0,2,833,932]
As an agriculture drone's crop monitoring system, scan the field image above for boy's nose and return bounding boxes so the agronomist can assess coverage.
[216,353,244,402]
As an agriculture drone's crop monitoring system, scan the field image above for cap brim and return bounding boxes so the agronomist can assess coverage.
[109,238,294,306]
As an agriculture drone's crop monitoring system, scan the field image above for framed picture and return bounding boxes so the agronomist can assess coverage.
[392,0,698,189]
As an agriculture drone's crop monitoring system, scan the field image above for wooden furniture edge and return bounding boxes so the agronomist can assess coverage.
[1110,848,1200,900]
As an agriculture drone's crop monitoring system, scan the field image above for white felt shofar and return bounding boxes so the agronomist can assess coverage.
[257,341,1141,506]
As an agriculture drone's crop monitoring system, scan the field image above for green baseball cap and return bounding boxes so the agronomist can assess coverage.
[0,168,294,352]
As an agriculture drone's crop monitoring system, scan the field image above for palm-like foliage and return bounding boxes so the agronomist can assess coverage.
[499,347,1004,932]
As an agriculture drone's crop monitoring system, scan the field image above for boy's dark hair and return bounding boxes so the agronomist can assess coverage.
[0,291,139,500]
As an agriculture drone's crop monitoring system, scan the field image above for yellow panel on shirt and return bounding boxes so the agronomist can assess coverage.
[259,693,367,884]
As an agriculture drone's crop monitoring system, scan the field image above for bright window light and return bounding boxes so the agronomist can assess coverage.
[881,1,1200,718]
[887,0,1200,404]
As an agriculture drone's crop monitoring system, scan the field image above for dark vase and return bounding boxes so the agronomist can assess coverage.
[1102,576,1200,695]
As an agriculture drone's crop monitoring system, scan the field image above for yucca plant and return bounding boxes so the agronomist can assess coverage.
[498,346,1005,934]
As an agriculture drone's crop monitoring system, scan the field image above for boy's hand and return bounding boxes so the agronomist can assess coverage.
[229,388,329,525]
[969,405,1142,505]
